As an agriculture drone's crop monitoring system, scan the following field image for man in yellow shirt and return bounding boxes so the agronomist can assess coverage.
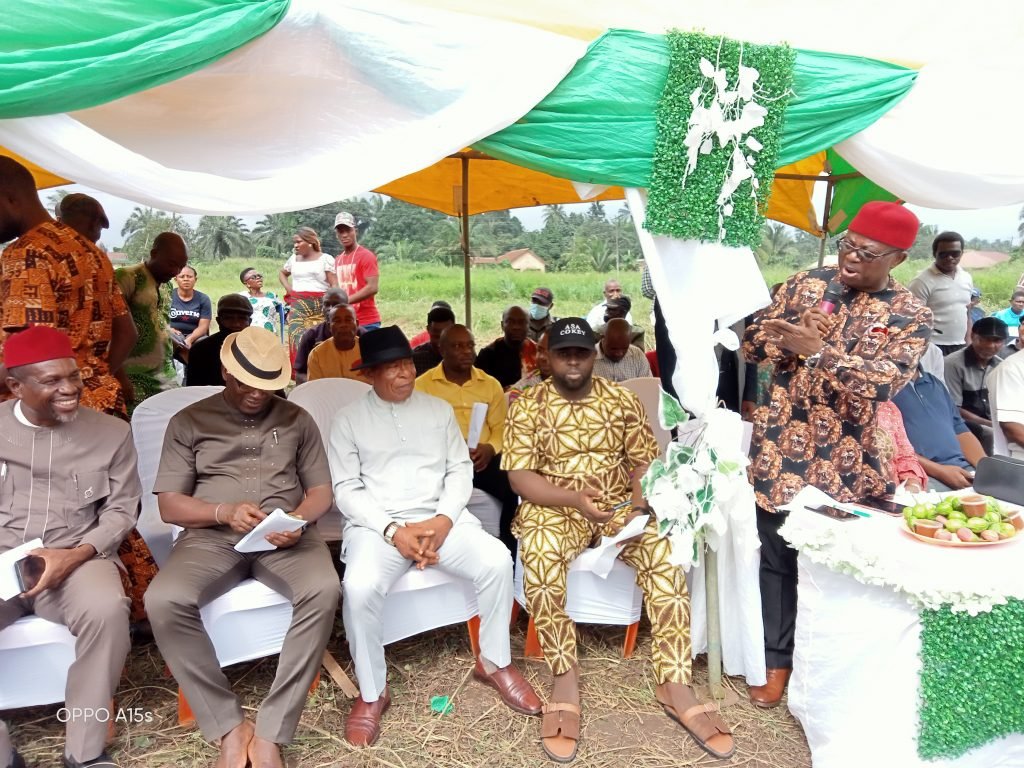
[307,304,366,382]
[415,324,517,554]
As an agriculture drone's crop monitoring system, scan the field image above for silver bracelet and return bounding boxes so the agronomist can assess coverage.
[214,503,224,525]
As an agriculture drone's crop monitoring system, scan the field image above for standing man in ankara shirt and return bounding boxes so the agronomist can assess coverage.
[909,231,974,355]
[0,157,137,416]
[743,201,932,709]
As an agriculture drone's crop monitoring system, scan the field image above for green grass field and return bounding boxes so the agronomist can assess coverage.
[187,259,655,343]
[184,256,1024,344]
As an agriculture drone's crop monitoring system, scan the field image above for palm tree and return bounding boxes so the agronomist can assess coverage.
[756,222,796,265]
[121,207,187,260]
[194,215,251,261]
[252,212,299,258]
[543,204,567,227]
[121,206,164,240]
[1017,205,1024,240]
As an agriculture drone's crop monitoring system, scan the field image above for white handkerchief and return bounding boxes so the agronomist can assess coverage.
[573,514,650,579]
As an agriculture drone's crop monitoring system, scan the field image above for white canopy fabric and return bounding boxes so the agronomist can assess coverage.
[3,1,1024,214]
[0,0,586,214]
[837,55,1024,209]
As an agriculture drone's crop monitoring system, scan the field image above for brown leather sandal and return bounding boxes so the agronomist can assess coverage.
[658,692,735,760]
[541,701,581,763]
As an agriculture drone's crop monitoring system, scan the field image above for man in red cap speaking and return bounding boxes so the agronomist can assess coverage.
[0,326,141,768]
[742,201,933,707]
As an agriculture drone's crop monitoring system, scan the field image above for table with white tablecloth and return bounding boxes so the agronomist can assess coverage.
[780,502,1024,768]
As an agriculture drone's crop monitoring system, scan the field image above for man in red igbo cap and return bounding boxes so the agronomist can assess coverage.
[741,201,933,706]
[0,326,141,768]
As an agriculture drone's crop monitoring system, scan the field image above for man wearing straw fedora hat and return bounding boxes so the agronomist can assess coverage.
[330,325,541,748]
[145,327,339,768]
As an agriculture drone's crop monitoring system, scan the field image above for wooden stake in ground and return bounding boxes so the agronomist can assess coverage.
[321,650,360,699]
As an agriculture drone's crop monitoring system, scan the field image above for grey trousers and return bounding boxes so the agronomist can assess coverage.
[0,558,130,762]
[145,527,339,744]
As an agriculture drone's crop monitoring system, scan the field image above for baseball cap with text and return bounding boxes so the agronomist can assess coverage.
[547,317,596,351]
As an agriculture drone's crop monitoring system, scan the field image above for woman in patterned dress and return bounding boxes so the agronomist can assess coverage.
[239,266,283,339]
[279,227,337,361]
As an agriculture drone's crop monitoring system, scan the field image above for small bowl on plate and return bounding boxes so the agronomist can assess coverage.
[960,494,987,518]
[913,519,942,538]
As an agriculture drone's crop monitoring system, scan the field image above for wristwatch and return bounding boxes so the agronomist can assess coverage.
[383,522,401,545]
[802,352,822,369]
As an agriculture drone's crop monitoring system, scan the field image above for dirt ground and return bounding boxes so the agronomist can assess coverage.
[4,617,811,767]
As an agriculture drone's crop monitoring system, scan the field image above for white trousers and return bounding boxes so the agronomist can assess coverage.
[341,514,513,702]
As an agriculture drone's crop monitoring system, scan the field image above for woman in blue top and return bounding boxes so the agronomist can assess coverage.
[169,264,212,362]
[993,289,1024,329]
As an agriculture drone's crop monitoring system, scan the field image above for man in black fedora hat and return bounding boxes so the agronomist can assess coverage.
[329,326,541,748]
[145,327,339,768]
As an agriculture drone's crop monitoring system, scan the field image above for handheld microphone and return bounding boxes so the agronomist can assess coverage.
[819,281,844,315]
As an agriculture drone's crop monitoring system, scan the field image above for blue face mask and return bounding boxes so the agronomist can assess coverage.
[529,303,549,321]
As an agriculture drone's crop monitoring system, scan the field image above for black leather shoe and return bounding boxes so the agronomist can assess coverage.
[63,751,119,768]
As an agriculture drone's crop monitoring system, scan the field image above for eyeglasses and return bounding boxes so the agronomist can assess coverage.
[835,238,902,262]
[245,273,263,280]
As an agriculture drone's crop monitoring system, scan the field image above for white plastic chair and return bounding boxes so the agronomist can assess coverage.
[287,378,371,542]
[621,377,671,454]
[513,554,643,659]
[0,616,77,709]
[132,387,298,725]
[289,378,487,654]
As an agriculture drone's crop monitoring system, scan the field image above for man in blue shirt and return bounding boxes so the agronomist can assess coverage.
[892,367,986,491]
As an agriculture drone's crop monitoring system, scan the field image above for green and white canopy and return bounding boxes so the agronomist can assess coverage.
[2,0,1024,216]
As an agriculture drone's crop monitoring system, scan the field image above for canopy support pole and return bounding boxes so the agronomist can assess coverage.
[705,546,725,700]
[461,155,472,329]
[817,175,836,268]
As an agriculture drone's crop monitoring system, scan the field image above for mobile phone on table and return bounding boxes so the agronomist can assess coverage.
[808,504,861,522]
[14,555,44,593]
[861,496,907,517]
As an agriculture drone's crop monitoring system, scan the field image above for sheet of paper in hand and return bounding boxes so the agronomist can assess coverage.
[234,509,307,553]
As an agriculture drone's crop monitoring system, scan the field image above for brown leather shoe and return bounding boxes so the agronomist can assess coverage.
[472,660,542,715]
[345,687,391,747]
[748,668,791,708]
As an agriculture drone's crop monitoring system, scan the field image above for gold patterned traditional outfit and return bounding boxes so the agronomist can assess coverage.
[503,377,692,683]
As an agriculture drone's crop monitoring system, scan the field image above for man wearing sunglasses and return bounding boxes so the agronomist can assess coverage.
[909,231,975,356]
[742,201,933,709]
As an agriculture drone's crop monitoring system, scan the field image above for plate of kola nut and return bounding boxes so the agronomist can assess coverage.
[902,494,1024,547]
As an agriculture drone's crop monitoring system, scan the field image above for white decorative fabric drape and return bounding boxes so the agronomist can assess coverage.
[0,0,586,214]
